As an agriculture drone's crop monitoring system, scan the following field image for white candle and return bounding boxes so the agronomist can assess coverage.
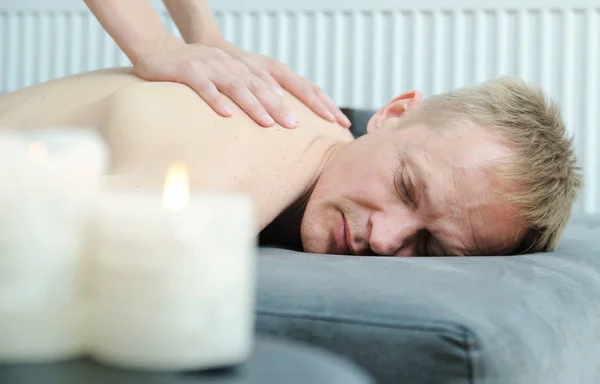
[0,127,107,363]
[86,162,257,371]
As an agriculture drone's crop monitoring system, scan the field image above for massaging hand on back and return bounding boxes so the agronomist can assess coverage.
[84,0,351,130]
[135,40,351,129]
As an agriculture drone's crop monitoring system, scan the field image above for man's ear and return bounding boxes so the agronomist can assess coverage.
[366,90,422,134]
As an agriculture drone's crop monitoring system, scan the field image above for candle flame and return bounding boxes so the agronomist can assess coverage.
[162,162,190,212]
[28,142,47,164]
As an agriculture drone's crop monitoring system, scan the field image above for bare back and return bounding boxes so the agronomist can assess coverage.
[0,68,354,232]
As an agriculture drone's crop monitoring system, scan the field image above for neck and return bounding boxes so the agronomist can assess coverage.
[259,142,346,250]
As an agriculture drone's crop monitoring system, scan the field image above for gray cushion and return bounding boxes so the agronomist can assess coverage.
[0,336,374,384]
[341,107,374,138]
[255,214,600,384]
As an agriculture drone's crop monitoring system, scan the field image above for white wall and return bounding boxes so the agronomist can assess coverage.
[1,0,599,213]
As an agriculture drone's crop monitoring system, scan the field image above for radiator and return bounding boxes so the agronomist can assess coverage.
[0,0,599,214]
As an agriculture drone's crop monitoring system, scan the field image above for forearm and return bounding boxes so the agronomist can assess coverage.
[162,0,227,46]
[84,0,180,65]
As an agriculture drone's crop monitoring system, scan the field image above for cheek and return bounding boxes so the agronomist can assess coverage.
[317,154,370,193]
[329,164,387,203]
[319,138,399,203]
[344,170,400,214]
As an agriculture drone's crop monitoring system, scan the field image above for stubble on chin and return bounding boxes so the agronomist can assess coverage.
[300,209,333,254]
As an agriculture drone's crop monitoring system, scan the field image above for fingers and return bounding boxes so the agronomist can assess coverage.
[219,77,275,127]
[175,61,235,118]
[186,57,298,128]
[251,68,285,97]
[162,44,347,130]
[192,77,233,117]
[272,64,351,128]
[312,85,352,128]
[247,79,296,128]
[224,60,297,128]
[272,65,333,122]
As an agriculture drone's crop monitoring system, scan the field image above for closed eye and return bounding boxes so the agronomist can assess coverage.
[399,174,410,201]
[395,161,414,206]
[423,232,454,257]
[419,230,448,257]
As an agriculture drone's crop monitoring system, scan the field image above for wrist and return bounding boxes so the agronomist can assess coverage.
[163,0,227,47]
[188,30,229,48]
[130,33,183,66]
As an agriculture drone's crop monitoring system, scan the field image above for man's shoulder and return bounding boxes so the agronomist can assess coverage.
[107,79,198,106]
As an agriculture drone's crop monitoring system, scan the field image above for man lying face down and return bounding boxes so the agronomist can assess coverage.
[0,68,582,256]
[302,83,582,256]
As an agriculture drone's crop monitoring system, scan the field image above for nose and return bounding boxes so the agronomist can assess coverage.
[368,212,420,256]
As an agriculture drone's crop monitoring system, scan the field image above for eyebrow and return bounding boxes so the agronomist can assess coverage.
[405,155,459,257]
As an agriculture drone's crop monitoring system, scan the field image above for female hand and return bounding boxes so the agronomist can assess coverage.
[134,40,351,129]
[220,44,351,129]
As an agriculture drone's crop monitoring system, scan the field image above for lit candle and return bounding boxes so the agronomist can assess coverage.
[85,162,256,371]
[0,127,107,363]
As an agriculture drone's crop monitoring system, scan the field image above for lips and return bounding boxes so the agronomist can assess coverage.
[334,213,352,255]
[342,215,354,255]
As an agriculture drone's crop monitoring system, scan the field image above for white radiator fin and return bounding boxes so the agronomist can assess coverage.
[1,4,599,213]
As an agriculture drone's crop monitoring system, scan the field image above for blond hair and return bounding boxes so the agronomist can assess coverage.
[405,77,583,254]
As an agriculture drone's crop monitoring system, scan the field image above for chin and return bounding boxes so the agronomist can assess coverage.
[299,215,329,254]
[299,225,320,253]
[302,241,331,255]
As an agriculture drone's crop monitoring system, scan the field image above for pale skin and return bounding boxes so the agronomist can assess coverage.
[0,68,352,235]
[83,0,351,129]
[0,69,525,256]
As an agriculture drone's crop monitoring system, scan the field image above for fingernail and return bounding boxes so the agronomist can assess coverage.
[286,114,298,128]
[326,111,336,121]
[264,114,275,125]
[343,115,351,126]
[222,106,232,116]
